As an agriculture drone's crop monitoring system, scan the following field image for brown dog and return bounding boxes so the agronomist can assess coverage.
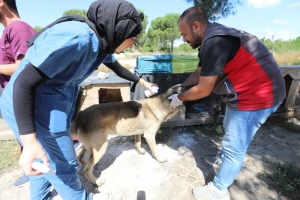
[70,84,182,186]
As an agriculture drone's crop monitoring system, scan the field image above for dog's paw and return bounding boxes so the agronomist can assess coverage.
[136,147,146,155]
[156,156,168,163]
[96,178,106,187]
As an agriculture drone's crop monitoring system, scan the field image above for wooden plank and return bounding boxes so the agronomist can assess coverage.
[284,80,300,110]
[279,66,300,114]
[162,113,214,127]
[280,66,300,79]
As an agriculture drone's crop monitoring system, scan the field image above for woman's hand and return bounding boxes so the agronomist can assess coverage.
[20,133,50,176]
[143,81,158,92]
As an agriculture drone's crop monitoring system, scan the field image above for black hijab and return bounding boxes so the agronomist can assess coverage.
[87,0,143,54]
[28,0,143,57]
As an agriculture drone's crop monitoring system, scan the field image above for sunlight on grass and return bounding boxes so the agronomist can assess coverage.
[0,140,20,175]
[275,52,300,66]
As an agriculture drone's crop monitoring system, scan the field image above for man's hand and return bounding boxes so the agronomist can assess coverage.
[168,94,183,109]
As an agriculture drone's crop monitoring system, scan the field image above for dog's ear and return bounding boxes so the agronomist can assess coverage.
[180,85,187,93]
[165,84,183,97]
[181,84,194,93]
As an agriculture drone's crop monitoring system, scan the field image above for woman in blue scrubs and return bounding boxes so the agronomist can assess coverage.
[0,0,156,199]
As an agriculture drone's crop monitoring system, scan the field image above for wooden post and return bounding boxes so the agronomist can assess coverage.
[280,66,300,113]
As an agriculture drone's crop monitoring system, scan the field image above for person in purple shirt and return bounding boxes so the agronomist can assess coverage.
[0,0,36,188]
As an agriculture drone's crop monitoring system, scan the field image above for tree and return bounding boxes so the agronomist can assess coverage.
[185,0,242,21]
[134,9,149,49]
[173,43,198,54]
[63,9,87,18]
[147,13,181,52]
[34,26,43,33]
[290,37,300,52]
[261,37,300,53]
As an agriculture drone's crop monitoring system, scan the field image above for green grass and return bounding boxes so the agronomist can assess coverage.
[263,163,300,200]
[198,123,224,135]
[183,123,224,136]
[0,140,20,175]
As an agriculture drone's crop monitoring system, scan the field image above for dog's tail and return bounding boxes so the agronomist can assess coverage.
[70,88,84,138]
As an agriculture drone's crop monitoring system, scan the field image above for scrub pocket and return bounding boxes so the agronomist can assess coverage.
[35,95,68,133]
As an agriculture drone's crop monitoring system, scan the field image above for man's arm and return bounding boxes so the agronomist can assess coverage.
[178,75,218,101]
[182,67,201,87]
[0,55,24,76]
[168,74,218,109]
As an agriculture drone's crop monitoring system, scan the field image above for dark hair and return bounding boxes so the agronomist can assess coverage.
[179,7,208,26]
[4,0,19,14]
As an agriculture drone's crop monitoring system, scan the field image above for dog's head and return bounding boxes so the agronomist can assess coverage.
[146,84,184,109]
[165,84,183,98]
[143,84,184,122]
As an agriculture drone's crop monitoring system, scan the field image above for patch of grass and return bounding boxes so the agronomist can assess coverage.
[209,123,224,135]
[0,140,20,175]
[192,123,224,135]
[263,163,300,200]
[274,52,300,66]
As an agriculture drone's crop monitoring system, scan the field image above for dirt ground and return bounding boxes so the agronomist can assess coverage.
[0,113,300,200]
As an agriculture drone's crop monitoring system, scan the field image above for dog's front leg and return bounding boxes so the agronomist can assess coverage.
[134,135,146,154]
[144,134,167,163]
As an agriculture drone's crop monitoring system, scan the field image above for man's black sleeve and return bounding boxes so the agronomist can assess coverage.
[200,36,240,76]
[104,60,140,83]
[13,63,49,135]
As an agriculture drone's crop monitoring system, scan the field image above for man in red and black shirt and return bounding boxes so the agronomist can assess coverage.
[168,7,285,200]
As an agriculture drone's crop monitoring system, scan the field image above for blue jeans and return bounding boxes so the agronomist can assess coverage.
[213,104,281,190]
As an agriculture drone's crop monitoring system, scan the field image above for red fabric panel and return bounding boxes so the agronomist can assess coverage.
[224,46,274,110]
